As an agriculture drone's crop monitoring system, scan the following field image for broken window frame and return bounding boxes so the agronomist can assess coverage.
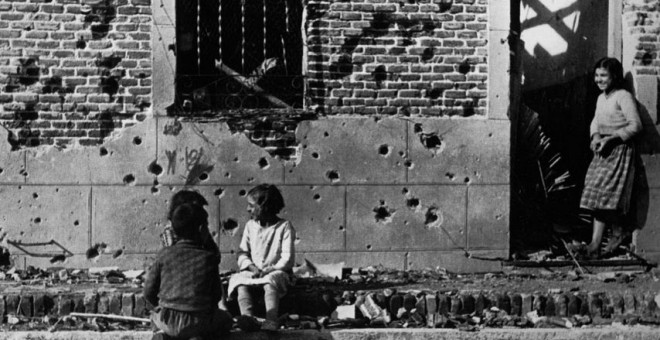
[173,0,307,114]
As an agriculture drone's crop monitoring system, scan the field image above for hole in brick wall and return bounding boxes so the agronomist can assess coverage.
[427,88,444,99]
[100,147,109,156]
[326,170,340,182]
[421,48,434,62]
[458,60,471,74]
[123,174,135,185]
[372,65,387,84]
[148,161,163,176]
[239,189,247,197]
[413,124,423,134]
[76,38,87,49]
[214,188,225,198]
[223,219,238,231]
[438,0,453,12]
[378,144,390,156]
[642,52,653,66]
[258,157,269,169]
[133,136,142,145]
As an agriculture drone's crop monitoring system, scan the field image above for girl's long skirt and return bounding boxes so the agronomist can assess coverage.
[580,142,635,213]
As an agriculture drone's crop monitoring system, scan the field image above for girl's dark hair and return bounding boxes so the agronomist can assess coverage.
[593,57,625,90]
[168,190,208,220]
[171,203,208,240]
[247,184,285,215]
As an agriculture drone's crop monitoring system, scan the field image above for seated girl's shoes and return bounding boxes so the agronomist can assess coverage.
[261,319,279,332]
[602,233,627,256]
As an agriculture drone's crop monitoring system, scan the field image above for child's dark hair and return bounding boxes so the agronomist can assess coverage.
[168,190,208,220]
[171,203,208,240]
[247,184,285,216]
[593,57,625,90]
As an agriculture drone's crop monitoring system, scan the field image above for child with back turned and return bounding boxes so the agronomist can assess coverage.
[144,197,232,340]
[228,184,296,331]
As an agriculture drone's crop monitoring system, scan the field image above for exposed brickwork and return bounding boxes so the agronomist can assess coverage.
[0,0,151,149]
[306,0,488,116]
[623,0,660,75]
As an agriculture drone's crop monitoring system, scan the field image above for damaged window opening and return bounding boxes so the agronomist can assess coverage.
[174,0,304,113]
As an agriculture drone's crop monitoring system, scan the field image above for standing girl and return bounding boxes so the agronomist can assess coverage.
[228,184,296,331]
[579,57,642,258]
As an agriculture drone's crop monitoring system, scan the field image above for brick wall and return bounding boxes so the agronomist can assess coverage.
[306,0,488,116]
[623,0,660,76]
[0,0,151,148]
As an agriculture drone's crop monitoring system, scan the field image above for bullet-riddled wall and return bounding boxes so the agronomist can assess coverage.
[0,0,511,273]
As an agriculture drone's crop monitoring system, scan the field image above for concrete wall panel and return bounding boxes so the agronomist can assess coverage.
[285,118,407,184]
[152,25,176,115]
[217,185,346,254]
[0,151,26,184]
[157,120,284,186]
[16,253,157,272]
[407,119,509,184]
[467,185,510,251]
[89,119,158,185]
[92,185,222,254]
[407,250,506,273]
[340,251,406,270]
[346,185,467,252]
[25,150,92,185]
[0,185,90,254]
[641,155,660,189]
[635,189,660,252]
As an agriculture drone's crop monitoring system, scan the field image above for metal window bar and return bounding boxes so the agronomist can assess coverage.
[175,0,304,111]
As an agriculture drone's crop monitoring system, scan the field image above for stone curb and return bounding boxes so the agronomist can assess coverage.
[0,288,658,321]
[3,327,660,340]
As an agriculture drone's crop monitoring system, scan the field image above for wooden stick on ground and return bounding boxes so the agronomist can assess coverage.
[69,312,150,323]
[562,239,587,275]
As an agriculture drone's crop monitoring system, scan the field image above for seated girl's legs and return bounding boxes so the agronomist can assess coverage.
[237,285,255,317]
[587,218,606,254]
[263,283,279,322]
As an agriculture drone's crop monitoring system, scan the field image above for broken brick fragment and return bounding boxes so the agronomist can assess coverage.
[544,295,556,317]
[475,293,487,315]
[121,293,134,316]
[5,295,19,316]
[0,295,5,320]
[510,293,522,316]
[520,294,532,316]
[449,295,461,314]
[437,294,450,316]
[58,295,73,316]
[388,294,403,318]
[33,294,49,317]
[84,293,98,313]
[18,295,33,317]
[555,294,568,317]
[567,294,580,316]
[533,294,546,316]
[73,294,85,313]
[109,293,122,315]
[461,294,475,314]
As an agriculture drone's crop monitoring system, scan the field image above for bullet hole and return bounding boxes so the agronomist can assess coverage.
[373,201,395,223]
[445,172,455,180]
[74,220,79,226]
[488,133,493,137]
[642,52,653,66]
[427,88,444,99]
[366,244,372,250]
[404,160,413,168]
[419,133,442,149]
[406,197,420,209]
[425,206,443,228]
[76,38,87,49]
[32,193,38,199]
[50,254,66,264]
[214,188,224,197]
[33,217,41,224]
[99,147,108,156]
[326,170,340,182]
[151,187,160,194]
[313,194,321,201]
[458,60,471,74]
[222,219,238,230]
[258,157,269,169]
[464,177,471,184]
[323,132,329,137]
[148,161,163,176]
[372,65,388,83]
[404,220,409,225]
[378,144,390,156]
[495,214,503,220]
[421,48,435,61]
[311,152,320,160]
[339,225,344,231]
[402,187,409,195]
[239,189,247,196]
[0,168,3,174]
[133,136,142,145]
[211,231,218,237]
[224,172,231,178]
[199,172,209,181]
[123,174,135,185]
[439,0,453,12]
[112,249,123,258]
[86,243,107,260]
